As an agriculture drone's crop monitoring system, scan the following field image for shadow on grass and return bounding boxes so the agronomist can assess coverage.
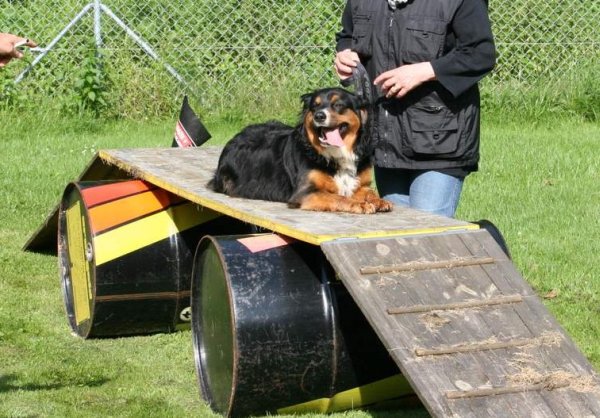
[364,394,431,418]
[0,373,109,393]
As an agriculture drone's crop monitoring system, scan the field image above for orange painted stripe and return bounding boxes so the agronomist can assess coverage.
[81,180,156,208]
[88,189,184,234]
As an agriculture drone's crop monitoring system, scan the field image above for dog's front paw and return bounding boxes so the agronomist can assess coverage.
[350,201,376,214]
[373,198,393,212]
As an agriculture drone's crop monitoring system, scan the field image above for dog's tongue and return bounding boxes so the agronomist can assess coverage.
[323,128,344,147]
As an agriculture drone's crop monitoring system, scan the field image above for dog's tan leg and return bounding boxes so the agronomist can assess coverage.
[299,192,376,214]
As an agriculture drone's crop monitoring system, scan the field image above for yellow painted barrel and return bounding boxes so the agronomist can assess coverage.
[58,180,251,338]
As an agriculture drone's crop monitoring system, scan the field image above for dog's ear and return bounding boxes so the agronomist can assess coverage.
[360,108,369,125]
[356,98,370,125]
[300,93,312,110]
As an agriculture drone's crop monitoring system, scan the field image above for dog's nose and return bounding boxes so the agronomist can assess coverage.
[314,110,327,123]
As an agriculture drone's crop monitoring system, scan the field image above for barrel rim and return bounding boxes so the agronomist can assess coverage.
[58,182,96,338]
[191,234,239,417]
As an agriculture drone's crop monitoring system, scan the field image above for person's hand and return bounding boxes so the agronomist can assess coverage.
[334,49,360,80]
[0,33,37,68]
[374,62,436,98]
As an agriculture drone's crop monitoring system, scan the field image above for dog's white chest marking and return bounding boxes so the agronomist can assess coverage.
[335,171,359,197]
[333,151,359,197]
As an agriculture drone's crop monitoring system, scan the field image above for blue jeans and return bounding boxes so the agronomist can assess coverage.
[375,167,464,218]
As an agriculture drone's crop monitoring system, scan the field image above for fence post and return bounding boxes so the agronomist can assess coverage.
[94,0,102,48]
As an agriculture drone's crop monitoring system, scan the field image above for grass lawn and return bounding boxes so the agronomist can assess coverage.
[0,113,598,417]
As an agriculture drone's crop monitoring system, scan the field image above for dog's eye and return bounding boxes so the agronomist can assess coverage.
[333,102,346,112]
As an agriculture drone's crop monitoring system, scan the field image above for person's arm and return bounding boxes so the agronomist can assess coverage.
[335,0,354,53]
[334,1,360,80]
[375,0,495,99]
[430,0,496,97]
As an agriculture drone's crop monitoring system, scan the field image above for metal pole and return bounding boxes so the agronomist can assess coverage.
[15,3,94,83]
[14,1,189,90]
[94,0,102,48]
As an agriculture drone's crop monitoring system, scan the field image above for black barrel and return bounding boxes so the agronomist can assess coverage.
[191,234,412,417]
[58,180,252,338]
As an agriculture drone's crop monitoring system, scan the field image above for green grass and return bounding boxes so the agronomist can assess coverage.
[0,112,598,417]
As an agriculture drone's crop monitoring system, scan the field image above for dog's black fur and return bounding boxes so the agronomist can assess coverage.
[208,87,392,214]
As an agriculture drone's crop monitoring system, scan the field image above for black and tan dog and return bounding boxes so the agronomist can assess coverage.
[208,87,392,214]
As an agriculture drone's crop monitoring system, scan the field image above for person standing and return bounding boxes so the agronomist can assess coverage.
[334,0,496,217]
[0,33,36,67]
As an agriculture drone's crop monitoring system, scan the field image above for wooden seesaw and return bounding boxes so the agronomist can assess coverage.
[26,147,600,417]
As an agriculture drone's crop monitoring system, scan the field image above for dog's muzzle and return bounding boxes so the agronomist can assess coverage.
[314,110,347,148]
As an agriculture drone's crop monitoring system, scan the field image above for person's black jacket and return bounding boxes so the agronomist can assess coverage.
[336,0,496,173]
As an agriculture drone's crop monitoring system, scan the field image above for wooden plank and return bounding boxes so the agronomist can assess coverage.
[369,232,529,350]
[95,147,476,245]
[26,146,476,254]
[457,232,536,297]
[425,230,583,418]
[415,337,539,357]
[508,300,600,416]
[397,232,549,418]
[360,256,495,274]
[321,233,479,416]
[445,382,570,400]
[396,238,502,413]
[433,230,565,417]
[321,229,600,417]
[387,295,523,315]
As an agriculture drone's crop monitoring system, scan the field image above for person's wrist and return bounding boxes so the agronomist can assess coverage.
[421,62,436,82]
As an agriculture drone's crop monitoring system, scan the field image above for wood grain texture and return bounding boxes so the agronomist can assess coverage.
[386,295,523,315]
[321,229,600,418]
[97,147,476,244]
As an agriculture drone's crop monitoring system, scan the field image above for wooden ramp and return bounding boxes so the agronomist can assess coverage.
[27,147,600,416]
[322,229,600,417]
[25,147,476,252]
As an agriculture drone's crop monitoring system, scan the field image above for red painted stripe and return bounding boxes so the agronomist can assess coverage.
[174,120,196,148]
[81,180,156,208]
[87,189,185,234]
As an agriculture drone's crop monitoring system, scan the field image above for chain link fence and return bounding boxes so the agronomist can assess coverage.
[1,0,598,117]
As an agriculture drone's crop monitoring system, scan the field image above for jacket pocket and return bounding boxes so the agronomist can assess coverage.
[401,17,446,63]
[405,104,459,156]
[351,13,374,57]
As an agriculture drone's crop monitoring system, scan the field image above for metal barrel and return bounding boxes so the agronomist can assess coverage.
[58,180,252,338]
[191,234,413,417]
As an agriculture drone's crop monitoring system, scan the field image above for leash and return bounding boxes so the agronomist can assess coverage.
[341,62,374,106]
[341,62,381,149]
[341,62,391,109]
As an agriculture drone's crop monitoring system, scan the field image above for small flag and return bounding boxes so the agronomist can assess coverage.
[172,96,211,147]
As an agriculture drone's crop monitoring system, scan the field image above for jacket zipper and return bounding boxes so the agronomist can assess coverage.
[383,10,395,151]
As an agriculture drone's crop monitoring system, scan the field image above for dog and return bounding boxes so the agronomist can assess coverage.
[208,87,392,214]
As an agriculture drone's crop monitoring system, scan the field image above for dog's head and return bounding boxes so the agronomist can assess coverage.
[301,88,369,158]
